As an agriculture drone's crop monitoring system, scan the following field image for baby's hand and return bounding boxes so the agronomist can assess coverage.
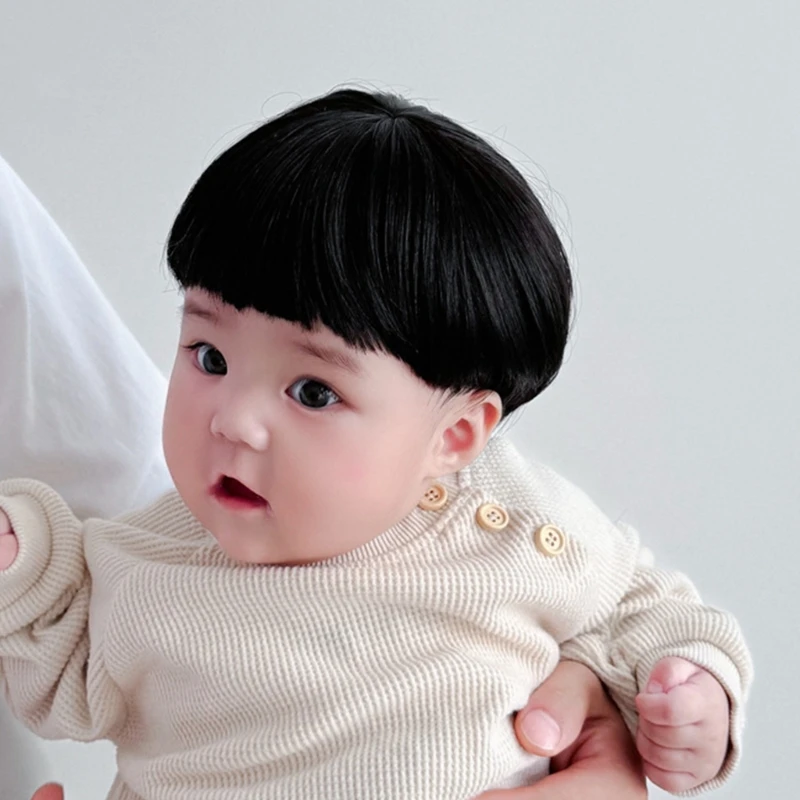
[635,657,730,793]
[0,508,19,570]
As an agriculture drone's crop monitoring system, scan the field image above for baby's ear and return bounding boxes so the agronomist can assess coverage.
[431,391,502,475]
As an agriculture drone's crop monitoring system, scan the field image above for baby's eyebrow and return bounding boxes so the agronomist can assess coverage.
[181,297,221,324]
[294,340,363,377]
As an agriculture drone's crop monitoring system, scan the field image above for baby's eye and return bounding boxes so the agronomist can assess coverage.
[188,343,227,376]
[287,378,341,409]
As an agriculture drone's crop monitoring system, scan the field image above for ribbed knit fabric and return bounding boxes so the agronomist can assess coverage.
[0,437,752,799]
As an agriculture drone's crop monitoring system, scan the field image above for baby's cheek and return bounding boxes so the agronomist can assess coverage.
[337,458,408,505]
[314,437,375,483]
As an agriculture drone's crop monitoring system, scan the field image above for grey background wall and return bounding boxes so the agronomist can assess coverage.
[1,2,797,798]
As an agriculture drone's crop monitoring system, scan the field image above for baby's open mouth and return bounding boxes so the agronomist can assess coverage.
[215,476,268,507]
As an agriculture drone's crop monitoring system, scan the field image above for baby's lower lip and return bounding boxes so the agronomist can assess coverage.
[212,477,269,512]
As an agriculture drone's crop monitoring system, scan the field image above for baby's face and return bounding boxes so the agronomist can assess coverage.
[162,288,452,564]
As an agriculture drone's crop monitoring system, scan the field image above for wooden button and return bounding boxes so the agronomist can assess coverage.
[418,483,448,511]
[475,503,510,531]
[534,524,566,556]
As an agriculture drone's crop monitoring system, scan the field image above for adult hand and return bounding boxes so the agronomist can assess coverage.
[478,661,647,799]
[30,785,64,800]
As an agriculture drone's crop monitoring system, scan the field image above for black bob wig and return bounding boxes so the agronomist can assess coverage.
[167,89,573,416]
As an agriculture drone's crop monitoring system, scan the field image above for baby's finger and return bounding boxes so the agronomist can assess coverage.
[688,666,731,711]
[636,728,696,773]
[635,684,705,726]
[0,532,19,570]
[646,656,700,693]
[638,718,702,749]
[641,761,698,795]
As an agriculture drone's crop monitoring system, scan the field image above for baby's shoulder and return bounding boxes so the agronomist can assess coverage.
[461,436,639,556]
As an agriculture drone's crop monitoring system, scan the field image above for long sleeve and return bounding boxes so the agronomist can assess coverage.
[0,479,125,741]
[560,524,753,796]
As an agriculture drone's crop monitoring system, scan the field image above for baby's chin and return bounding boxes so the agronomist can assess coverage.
[207,525,328,567]
[192,496,395,565]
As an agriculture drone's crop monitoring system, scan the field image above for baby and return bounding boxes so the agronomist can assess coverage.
[0,89,751,799]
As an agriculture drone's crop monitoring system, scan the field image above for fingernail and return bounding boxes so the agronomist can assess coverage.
[521,709,561,752]
[646,680,664,693]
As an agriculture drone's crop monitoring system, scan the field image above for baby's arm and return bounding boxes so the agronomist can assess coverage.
[561,527,752,796]
[0,479,125,742]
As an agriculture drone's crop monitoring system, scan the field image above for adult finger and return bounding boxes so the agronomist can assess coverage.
[30,785,64,800]
[514,661,597,755]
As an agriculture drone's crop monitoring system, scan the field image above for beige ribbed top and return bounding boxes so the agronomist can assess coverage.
[0,437,751,799]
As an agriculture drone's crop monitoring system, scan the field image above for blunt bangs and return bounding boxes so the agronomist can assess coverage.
[167,89,573,415]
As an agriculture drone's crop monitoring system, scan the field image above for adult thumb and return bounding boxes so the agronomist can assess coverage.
[30,784,64,800]
[514,660,597,756]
